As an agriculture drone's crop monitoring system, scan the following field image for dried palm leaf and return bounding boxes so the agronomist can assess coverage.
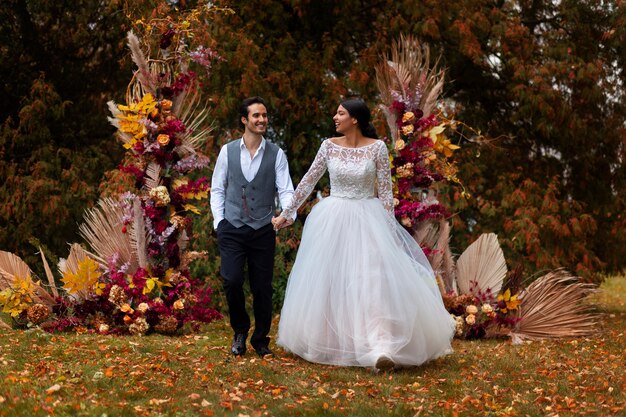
[429,220,450,276]
[413,220,440,250]
[413,220,456,294]
[0,251,55,305]
[130,197,149,269]
[106,101,122,119]
[126,59,173,105]
[0,319,10,329]
[59,244,91,276]
[376,35,446,143]
[127,31,156,96]
[79,198,138,273]
[510,269,599,340]
[143,162,161,191]
[175,84,213,154]
[0,251,32,290]
[438,221,457,293]
[39,248,59,298]
[456,233,506,298]
[175,143,199,159]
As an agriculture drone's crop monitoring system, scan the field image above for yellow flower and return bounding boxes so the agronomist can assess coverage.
[394,139,406,151]
[118,119,148,140]
[428,124,460,158]
[117,93,157,115]
[497,288,520,314]
[143,278,158,295]
[157,134,170,146]
[427,124,446,144]
[402,112,415,123]
[143,276,172,295]
[0,275,36,317]
[481,303,494,314]
[62,257,102,295]
[173,299,185,310]
[465,314,476,325]
[183,204,200,214]
[435,138,461,158]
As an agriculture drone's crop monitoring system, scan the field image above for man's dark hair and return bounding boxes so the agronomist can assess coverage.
[239,96,267,126]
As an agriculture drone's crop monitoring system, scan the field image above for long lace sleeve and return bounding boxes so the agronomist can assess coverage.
[280,140,328,219]
[375,141,395,217]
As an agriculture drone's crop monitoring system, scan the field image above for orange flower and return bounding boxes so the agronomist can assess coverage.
[120,303,134,314]
[160,99,173,111]
[157,134,170,146]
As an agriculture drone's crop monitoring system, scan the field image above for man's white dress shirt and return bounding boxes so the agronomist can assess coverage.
[210,137,295,229]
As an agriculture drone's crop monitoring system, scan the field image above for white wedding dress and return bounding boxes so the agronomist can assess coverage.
[277,139,455,367]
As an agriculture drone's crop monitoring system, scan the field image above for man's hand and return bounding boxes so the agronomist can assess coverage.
[271,215,293,231]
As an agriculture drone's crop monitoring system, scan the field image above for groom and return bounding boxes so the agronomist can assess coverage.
[210,96,295,357]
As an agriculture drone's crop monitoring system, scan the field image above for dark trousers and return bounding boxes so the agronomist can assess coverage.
[216,220,276,349]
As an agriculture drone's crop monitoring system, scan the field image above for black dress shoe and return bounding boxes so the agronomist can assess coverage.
[254,346,273,357]
[231,333,247,356]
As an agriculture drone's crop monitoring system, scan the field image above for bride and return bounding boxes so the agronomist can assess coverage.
[272,99,455,370]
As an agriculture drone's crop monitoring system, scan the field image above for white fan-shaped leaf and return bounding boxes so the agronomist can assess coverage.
[456,233,506,298]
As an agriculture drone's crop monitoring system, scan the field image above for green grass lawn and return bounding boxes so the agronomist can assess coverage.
[0,276,624,417]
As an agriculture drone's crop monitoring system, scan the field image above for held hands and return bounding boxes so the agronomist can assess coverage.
[272,215,293,231]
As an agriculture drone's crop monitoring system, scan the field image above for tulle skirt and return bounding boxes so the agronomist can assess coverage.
[277,196,455,368]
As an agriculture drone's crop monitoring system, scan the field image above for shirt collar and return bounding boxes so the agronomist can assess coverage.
[240,136,266,151]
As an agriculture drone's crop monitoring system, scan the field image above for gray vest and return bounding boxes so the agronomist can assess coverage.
[224,139,278,229]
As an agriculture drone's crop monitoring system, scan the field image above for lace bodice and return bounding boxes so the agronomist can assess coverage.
[281,139,394,219]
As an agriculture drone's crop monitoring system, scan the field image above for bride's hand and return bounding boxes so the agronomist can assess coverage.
[272,216,292,231]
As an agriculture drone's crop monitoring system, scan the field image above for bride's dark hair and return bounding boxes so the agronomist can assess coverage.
[340,98,379,139]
